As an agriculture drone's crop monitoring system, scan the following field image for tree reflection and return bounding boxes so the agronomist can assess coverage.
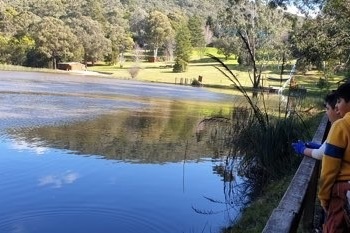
[191,107,253,223]
[6,101,232,163]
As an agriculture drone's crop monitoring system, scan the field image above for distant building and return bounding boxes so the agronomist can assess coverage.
[57,62,86,71]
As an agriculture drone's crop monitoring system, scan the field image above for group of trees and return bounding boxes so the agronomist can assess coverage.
[215,0,350,88]
[0,0,221,72]
[0,0,350,85]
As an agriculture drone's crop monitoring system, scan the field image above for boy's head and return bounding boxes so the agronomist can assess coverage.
[336,82,350,103]
[335,82,350,117]
[324,90,337,109]
[324,91,340,123]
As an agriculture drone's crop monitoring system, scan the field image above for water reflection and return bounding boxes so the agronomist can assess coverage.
[38,171,80,189]
[6,102,231,163]
[0,71,246,233]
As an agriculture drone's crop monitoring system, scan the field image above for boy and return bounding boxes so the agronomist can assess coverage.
[318,82,350,232]
[292,91,340,159]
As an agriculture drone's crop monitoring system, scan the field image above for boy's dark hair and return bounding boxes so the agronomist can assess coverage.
[324,90,337,109]
[336,82,350,102]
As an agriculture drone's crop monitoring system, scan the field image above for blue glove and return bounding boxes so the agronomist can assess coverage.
[305,141,321,149]
[292,140,306,155]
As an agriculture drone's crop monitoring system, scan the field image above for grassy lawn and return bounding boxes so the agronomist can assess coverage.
[88,47,344,94]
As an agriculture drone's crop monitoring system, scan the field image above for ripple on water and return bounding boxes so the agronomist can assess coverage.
[0,205,172,233]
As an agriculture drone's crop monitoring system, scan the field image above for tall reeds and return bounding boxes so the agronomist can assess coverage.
[209,55,309,196]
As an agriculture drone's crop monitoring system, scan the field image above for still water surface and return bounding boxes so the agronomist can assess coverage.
[0,71,245,233]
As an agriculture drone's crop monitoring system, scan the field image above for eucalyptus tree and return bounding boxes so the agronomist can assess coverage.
[26,0,66,18]
[290,0,350,74]
[213,36,240,60]
[104,5,129,30]
[0,1,17,36]
[81,0,106,23]
[62,0,86,17]
[105,23,134,67]
[320,0,350,68]
[268,0,325,11]
[29,17,82,69]
[65,15,111,66]
[220,0,293,89]
[145,10,174,61]
[12,11,41,35]
[0,4,39,65]
[128,7,148,46]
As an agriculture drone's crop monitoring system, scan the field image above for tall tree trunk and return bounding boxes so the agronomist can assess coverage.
[53,57,57,70]
[153,47,158,62]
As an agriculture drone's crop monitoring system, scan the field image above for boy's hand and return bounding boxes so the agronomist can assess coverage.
[292,140,306,155]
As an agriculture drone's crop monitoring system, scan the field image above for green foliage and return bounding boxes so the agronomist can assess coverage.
[145,10,174,59]
[210,54,310,196]
[223,174,293,233]
[8,35,35,65]
[0,35,10,63]
[173,24,192,72]
[25,49,51,67]
[1,0,349,76]
[188,15,205,47]
[29,17,81,68]
[219,0,293,88]
[213,37,239,60]
[65,15,110,65]
[316,77,331,90]
[172,62,184,73]
[234,114,304,191]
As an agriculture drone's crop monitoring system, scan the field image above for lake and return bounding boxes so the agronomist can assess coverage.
[0,71,246,233]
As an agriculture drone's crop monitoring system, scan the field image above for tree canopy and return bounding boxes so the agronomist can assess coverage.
[0,0,349,86]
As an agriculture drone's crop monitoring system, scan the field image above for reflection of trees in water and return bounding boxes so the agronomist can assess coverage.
[192,107,256,222]
[6,102,232,163]
[192,157,249,225]
[195,117,232,158]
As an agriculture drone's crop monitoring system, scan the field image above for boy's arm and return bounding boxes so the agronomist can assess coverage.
[310,142,326,160]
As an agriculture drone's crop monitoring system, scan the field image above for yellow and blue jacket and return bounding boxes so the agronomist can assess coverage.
[318,112,350,208]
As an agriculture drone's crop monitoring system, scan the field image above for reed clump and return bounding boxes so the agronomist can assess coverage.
[209,54,314,196]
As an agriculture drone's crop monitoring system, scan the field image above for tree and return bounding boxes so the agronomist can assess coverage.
[213,37,240,60]
[12,11,41,35]
[187,15,205,48]
[0,2,17,36]
[129,7,148,47]
[290,1,350,74]
[173,24,192,73]
[26,0,65,18]
[65,16,111,66]
[8,35,35,65]
[0,35,10,63]
[29,17,81,69]
[145,10,174,61]
[105,24,134,67]
[81,0,106,23]
[268,0,325,12]
[220,0,293,88]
